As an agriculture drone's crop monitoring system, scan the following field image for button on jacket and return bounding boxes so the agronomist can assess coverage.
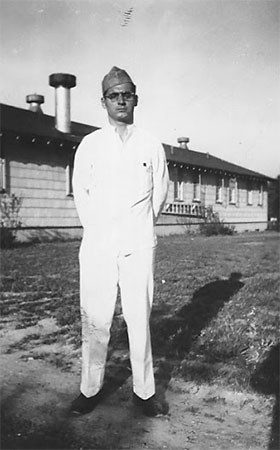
[73,124,169,255]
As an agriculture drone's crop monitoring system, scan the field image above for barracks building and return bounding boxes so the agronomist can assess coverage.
[0,73,275,241]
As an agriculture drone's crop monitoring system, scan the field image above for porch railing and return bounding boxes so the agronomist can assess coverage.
[163,202,206,218]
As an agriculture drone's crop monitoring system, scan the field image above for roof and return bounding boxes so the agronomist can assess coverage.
[0,103,272,180]
[0,103,97,144]
[163,144,271,180]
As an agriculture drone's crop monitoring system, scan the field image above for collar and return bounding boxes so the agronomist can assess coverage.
[106,123,136,141]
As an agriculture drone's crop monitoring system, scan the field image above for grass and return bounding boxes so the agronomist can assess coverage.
[1,231,279,393]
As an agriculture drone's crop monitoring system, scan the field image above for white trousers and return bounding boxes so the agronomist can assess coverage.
[79,236,155,400]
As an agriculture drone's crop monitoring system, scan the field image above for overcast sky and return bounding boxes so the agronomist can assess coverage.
[1,0,279,178]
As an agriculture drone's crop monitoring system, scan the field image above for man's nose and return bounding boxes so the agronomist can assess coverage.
[117,93,126,104]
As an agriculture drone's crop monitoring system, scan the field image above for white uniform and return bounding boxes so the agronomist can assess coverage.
[73,124,169,399]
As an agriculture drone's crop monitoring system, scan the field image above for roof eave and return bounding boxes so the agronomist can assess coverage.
[164,143,273,181]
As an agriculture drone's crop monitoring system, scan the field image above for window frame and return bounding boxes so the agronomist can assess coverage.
[174,166,184,202]
[229,177,238,205]
[0,157,7,193]
[258,183,263,206]
[174,180,184,201]
[216,176,224,204]
[193,172,201,202]
[66,154,74,197]
[247,181,253,206]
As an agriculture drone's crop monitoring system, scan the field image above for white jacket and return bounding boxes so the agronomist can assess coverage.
[73,124,169,254]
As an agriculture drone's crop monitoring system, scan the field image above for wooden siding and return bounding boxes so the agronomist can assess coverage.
[7,141,79,228]
[208,176,267,225]
[4,140,269,233]
[166,168,268,231]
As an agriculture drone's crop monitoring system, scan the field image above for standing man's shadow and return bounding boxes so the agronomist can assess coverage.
[175,271,244,355]
[152,272,244,406]
[152,272,244,358]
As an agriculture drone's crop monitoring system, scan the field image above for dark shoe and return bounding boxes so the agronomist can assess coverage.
[70,392,102,415]
[133,393,168,417]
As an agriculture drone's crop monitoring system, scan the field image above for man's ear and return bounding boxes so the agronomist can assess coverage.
[134,94,138,107]
[101,97,106,109]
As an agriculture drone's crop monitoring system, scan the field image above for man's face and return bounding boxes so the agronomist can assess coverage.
[101,82,138,125]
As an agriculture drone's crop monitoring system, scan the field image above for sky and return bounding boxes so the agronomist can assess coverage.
[0,0,279,178]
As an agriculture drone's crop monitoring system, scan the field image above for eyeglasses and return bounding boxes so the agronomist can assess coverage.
[104,92,135,102]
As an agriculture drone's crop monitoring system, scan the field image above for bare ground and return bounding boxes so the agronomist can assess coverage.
[0,316,275,450]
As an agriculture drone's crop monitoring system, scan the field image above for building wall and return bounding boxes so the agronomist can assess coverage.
[3,139,269,237]
[6,140,79,228]
[206,176,267,223]
[167,167,268,232]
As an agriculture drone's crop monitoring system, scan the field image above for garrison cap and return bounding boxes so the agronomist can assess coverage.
[102,66,135,95]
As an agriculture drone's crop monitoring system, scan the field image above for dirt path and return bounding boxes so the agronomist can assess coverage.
[0,318,275,450]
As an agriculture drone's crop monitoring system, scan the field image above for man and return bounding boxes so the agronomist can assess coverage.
[71,67,169,416]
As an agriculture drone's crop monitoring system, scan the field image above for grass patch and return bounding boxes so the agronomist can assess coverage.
[1,232,279,392]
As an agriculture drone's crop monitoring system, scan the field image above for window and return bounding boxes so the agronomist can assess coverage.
[174,167,184,201]
[193,173,201,201]
[66,154,74,196]
[258,184,263,206]
[0,158,6,193]
[247,181,253,205]
[229,177,237,204]
[216,177,224,203]
[174,180,184,201]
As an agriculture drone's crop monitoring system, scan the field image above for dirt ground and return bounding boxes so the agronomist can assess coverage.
[0,316,275,450]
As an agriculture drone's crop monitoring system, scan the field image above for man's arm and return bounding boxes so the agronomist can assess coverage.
[72,137,91,228]
[152,142,169,223]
